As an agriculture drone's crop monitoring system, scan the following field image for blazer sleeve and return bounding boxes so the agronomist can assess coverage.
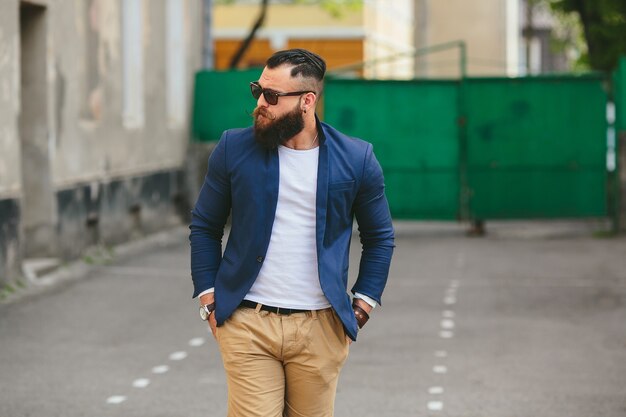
[189,131,232,298]
[351,144,395,305]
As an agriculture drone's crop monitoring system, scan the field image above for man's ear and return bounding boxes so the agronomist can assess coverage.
[304,92,317,108]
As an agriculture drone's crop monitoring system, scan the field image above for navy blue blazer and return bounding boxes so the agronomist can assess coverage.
[189,120,394,340]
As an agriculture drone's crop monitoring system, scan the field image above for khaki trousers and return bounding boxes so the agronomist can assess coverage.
[216,305,350,417]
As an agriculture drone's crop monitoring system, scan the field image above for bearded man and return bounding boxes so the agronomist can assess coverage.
[190,49,395,417]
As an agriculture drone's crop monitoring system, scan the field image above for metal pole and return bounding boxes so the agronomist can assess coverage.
[414,0,429,77]
[459,40,467,78]
[202,0,214,69]
[329,40,468,78]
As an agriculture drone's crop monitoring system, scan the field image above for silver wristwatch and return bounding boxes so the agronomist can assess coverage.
[199,302,216,321]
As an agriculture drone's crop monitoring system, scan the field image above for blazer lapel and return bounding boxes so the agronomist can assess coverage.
[315,123,329,250]
[265,147,280,242]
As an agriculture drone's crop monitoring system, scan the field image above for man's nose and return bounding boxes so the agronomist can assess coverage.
[257,93,268,107]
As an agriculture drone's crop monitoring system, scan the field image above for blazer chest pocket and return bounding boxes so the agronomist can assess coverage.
[326,180,356,244]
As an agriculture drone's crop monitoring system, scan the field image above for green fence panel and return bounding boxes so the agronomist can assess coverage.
[324,78,460,220]
[464,76,608,219]
[192,68,262,142]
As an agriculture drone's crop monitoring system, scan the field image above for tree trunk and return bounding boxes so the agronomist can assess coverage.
[229,0,269,69]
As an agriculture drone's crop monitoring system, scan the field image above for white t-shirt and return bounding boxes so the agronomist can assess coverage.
[244,145,331,310]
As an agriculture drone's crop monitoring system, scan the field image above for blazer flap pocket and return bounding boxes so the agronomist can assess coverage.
[329,180,355,191]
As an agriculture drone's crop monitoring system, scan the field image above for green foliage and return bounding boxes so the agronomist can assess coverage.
[548,0,626,71]
[215,0,363,18]
[0,282,16,301]
[83,245,114,266]
[545,4,588,71]
[293,0,362,18]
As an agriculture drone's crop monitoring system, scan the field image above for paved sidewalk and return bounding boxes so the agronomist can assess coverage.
[1,220,625,417]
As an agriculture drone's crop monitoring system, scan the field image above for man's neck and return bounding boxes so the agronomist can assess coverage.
[283,123,318,151]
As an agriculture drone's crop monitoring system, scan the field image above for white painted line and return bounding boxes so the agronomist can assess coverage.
[169,351,188,361]
[434,350,447,358]
[439,330,454,339]
[433,365,447,374]
[444,296,457,305]
[450,279,460,287]
[189,337,205,347]
[132,378,150,388]
[428,386,444,395]
[441,319,455,329]
[152,365,169,374]
[427,400,444,411]
[106,395,127,404]
[442,310,455,318]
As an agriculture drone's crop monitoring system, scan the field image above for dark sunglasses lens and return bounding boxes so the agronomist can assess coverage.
[263,91,278,105]
[250,83,262,99]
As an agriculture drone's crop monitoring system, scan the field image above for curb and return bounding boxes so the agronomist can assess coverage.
[0,224,190,306]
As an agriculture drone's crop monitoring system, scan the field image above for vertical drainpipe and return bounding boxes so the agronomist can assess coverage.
[457,40,470,224]
[506,0,520,77]
[413,0,429,78]
[202,0,214,70]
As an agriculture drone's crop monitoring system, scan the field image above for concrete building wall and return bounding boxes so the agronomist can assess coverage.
[0,0,203,288]
[363,0,415,79]
[414,0,515,78]
[46,0,200,186]
[0,2,21,198]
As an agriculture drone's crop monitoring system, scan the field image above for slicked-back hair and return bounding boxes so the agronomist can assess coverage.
[266,49,326,94]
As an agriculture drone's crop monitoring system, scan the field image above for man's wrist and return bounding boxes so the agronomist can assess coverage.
[352,297,373,314]
[353,292,377,310]
[199,292,215,306]
[352,301,370,329]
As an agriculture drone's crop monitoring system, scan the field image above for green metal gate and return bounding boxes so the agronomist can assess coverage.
[324,74,608,220]
[192,68,262,142]
[464,76,607,219]
[323,79,460,219]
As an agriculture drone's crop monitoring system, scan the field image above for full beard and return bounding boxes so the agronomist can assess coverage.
[253,104,305,150]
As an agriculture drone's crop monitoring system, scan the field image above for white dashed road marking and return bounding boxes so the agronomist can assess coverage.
[189,337,205,347]
[152,365,170,374]
[169,351,188,361]
[107,334,208,405]
[428,386,444,395]
[106,395,127,404]
[433,365,448,374]
[427,276,462,412]
[427,401,444,411]
[441,319,455,329]
[132,378,150,388]
[444,296,457,305]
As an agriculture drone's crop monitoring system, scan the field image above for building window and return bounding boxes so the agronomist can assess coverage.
[166,0,186,128]
[122,0,144,128]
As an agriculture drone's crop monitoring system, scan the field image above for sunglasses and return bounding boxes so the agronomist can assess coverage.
[250,81,314,105]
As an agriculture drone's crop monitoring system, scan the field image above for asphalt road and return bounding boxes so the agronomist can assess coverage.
[1,221,625,417]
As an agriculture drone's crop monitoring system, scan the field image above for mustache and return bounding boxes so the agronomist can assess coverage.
[251,106,276,120]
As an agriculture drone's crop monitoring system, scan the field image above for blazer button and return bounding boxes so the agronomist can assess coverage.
[256,256,264,263]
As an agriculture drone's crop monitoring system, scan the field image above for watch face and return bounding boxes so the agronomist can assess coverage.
[200,305,209,320]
